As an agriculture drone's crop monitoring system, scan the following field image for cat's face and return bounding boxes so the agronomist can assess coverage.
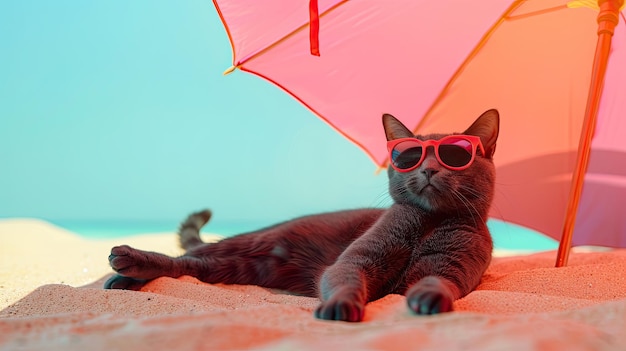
[382,110,500,216]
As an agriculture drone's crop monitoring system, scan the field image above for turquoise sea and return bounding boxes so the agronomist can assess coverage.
[50,219,265,239]
[50,219,558,252]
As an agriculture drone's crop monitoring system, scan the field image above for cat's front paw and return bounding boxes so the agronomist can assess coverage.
[406,277,454,315]
[314,298,364,322]
[103,274,148,290]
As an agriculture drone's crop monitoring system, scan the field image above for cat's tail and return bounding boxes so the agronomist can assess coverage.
[178,209,212,250]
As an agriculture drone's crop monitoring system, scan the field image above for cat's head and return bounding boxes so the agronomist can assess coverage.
[382,109,499,216]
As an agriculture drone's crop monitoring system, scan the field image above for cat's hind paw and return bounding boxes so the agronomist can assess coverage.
[108,245,169,280]
[314,298,364,322]
[108,245,144,276]
[103,274,148,290]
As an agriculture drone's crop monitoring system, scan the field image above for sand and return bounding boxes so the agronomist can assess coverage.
[1,218,625,350]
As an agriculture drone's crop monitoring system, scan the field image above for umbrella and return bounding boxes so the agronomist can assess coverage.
[211,0,626,266]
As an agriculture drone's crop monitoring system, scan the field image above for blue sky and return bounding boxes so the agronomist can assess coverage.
[0,1,390,227]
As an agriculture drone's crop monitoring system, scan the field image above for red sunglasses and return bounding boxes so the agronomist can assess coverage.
[387,135,485,172]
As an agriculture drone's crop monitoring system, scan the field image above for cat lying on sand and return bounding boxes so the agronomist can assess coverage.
[105,109,499,322]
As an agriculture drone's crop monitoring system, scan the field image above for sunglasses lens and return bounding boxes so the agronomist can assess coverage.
[438,137,473,168]
[390,141,423,170]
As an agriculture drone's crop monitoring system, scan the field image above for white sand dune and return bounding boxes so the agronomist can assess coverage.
[1,218,625,350]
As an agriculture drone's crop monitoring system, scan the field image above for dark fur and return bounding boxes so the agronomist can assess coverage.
[105,110,500,322]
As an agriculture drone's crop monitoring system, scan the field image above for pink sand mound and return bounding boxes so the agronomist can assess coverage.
[1,250,626,351]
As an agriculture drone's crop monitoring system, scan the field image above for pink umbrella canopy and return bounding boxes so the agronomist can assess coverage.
[213,0,626,263]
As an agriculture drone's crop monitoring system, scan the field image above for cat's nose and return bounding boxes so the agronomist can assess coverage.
[422,168,439,180]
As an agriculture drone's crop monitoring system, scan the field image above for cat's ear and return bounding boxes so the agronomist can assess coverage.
[382,114,414,141]
[464,109,500,158]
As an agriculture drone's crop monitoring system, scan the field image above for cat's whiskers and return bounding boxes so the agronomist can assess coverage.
[488,181,512,222]
[450,189,484,227]
[459,183,491,205]
[387,180,411,198]
[457,184,482,198]
[463,185,496,226]
[371,189,394,208]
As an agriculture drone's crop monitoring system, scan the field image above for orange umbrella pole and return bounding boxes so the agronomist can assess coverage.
[556,0,623,267]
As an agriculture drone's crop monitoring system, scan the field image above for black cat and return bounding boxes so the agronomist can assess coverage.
[105,109,499,322]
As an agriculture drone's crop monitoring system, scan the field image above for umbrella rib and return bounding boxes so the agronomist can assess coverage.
[212,0,237,70]
[506,4,568,21]
[409,0,526,137]
[226,0,349,71]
